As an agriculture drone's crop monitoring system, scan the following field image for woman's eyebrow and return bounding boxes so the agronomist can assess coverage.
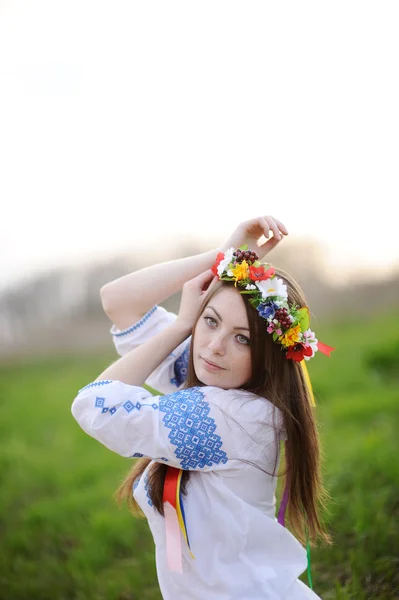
[206,305,250,331]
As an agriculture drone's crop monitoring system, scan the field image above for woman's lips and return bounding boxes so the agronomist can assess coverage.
[201,357,225,372]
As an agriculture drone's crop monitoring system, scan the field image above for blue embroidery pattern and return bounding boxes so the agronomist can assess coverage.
[90,386,227,471]
[79,380,113,394]
[93,397,159,416]
[112,306,158,337]
[160,388,228,469]
[123,400,159,413]
[133,476,141,493]
[171,344,190,387]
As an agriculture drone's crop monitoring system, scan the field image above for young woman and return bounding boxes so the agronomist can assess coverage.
[71,216,333,599]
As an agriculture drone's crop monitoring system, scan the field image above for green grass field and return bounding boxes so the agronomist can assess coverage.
[0,309,398,599]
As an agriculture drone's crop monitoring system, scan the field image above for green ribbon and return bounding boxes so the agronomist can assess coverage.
[305,525,313,590]
[143,383,164,397]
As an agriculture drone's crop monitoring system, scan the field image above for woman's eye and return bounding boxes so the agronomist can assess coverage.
[204,316,217,327]
[236,334,250,345]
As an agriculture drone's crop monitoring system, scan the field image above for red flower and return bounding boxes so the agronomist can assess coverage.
[286,343,313,362]
[211,252,225,276]
[249,265,275,281]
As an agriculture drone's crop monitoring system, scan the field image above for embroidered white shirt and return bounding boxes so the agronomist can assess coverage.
[71,305,321,599]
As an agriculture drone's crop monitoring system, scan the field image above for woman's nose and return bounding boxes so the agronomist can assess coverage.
[208,334,226,355]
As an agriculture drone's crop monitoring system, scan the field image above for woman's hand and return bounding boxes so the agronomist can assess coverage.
[222,215,288,260]
[175,269,217,333]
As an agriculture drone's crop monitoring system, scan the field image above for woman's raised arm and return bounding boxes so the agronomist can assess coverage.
[100,215,288,330]
[100,248,220,329]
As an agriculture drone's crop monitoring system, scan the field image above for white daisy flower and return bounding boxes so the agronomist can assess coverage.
[256,277,288,300]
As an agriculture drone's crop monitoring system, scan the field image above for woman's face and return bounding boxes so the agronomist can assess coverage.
[193,287,252,389]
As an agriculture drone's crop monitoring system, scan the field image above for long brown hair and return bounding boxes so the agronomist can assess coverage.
[115,268,332,546]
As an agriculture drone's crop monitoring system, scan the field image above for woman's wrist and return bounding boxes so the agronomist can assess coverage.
[101,247,221,322]
[170,318,193,341]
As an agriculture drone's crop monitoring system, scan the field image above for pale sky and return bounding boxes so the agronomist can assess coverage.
[0,1,398,294]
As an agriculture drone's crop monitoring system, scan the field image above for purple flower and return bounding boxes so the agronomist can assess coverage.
[257,301,279,320]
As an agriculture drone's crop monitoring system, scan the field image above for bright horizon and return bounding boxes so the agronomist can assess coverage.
[1,1,398,294]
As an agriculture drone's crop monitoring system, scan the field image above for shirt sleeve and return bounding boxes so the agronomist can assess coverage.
[110,305,191,395]
[71,381,246,471]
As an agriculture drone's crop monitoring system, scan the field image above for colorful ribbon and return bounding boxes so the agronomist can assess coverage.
[163,466,195,572]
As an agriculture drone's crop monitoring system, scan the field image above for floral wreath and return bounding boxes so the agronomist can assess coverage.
[211,245,335,362]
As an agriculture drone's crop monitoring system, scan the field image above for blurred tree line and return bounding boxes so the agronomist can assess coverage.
[0,238,398,362]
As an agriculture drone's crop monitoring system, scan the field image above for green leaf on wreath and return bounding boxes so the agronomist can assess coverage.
[249,297,258,308]
[296,307,310,332]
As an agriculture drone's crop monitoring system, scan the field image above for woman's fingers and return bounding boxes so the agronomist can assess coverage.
[254,216,280,241]
[258,235,281,254]
[222,214,288,257]
[271,217,289,236]
[199,269,217,292]
[187,269,215,291]
[263,215,286,240]
[178,270,217,329]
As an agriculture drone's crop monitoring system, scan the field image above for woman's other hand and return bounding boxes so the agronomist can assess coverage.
[175,269,216,334]
[222,215,288,260]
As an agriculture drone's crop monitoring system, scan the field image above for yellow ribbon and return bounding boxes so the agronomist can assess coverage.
[175,469,195,559]
[300,360,316,407]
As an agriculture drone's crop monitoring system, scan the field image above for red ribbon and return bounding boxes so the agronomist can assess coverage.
[317,341,335,357]
[163,466,179,509]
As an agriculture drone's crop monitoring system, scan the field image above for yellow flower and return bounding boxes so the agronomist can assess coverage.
[279,324,302,348]
[230,260,250,282]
